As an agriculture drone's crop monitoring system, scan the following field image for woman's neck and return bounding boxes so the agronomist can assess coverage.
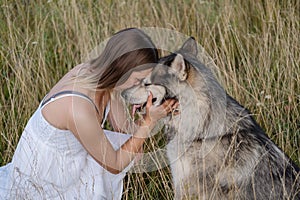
[94,90,110,114]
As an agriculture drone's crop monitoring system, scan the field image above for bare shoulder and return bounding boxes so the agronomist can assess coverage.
[41,97,73,130]
[41,94,100,131]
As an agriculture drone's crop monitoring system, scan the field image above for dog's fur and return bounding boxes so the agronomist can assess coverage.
[122,38,300,199]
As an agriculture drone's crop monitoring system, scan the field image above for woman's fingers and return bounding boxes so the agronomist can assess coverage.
[143,95,179,127]
[142,92,154,126]
[172,101,180,114]
[162,99,179,114]
[146,91,153,109]
[166,100,180,116]
[173,101,179,108]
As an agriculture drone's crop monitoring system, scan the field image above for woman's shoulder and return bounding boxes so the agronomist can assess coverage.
[41,89,98,131]
[41,94,74,131]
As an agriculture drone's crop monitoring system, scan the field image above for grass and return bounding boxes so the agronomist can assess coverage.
[0,0,299,199]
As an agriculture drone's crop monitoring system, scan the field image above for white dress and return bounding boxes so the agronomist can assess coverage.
[0,91,133,200]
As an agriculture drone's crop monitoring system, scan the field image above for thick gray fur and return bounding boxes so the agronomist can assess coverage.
[122,38,300,199]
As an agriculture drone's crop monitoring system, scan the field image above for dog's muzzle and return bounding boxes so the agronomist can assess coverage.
[121,84,166,115]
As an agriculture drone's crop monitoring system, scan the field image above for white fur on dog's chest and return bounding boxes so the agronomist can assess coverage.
[167,139,191,187]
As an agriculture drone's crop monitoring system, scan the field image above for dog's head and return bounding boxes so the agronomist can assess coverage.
[121,37,198,115]
[150,37,198,98]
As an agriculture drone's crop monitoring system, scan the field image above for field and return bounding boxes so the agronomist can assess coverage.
[0,0,299,199]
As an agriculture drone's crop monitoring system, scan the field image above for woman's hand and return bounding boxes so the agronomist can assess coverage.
[142,92,179,128]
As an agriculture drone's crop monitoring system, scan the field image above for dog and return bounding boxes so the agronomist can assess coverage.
[121,38,300,199]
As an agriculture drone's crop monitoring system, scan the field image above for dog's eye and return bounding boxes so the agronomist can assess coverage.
[142,78,152,87]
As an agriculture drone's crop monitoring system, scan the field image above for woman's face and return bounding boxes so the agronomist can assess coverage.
[115,68,153,90]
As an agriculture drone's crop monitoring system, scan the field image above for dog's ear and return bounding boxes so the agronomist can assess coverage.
[171,54,187,81]
[181,37,198,57]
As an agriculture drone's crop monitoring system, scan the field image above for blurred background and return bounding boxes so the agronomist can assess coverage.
[0,0,299,199]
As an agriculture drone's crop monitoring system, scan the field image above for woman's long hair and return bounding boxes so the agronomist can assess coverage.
[72,28,158,91]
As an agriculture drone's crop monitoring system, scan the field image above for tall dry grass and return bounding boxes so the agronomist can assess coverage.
[0,0,299,199]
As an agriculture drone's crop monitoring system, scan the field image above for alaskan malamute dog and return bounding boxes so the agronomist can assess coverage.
[122,38,300,199]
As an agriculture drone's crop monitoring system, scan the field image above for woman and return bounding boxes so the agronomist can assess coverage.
[0,28,178,199]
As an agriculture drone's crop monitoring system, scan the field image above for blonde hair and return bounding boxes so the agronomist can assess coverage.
[72,28,158,91]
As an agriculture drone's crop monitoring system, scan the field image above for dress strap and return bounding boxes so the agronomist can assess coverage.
[101,102,110,128]
[41,90,99,114]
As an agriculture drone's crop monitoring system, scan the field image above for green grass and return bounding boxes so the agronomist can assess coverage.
[0,0,299,199]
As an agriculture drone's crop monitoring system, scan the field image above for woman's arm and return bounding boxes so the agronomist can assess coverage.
[68,93,177,174]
